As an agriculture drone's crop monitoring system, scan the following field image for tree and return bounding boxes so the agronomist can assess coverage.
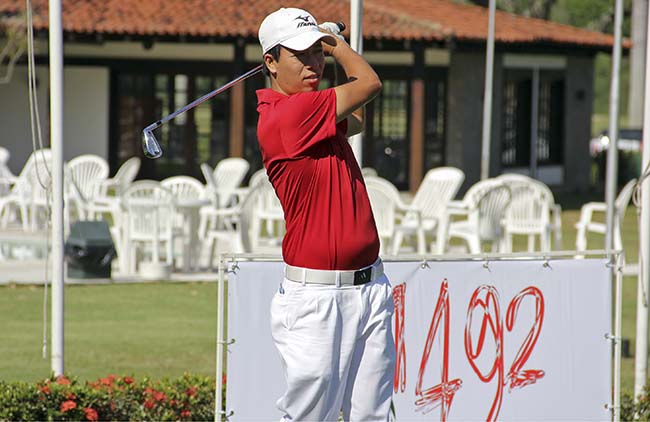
[463,0,557,20]
[462,0,623,32]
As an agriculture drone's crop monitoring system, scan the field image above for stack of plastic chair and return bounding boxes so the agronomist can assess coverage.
[0,148,52,231]
[391,167,465,255]
[204,182,269,268]
[98,157,140,198]
[365,176,405,255]
[443,179,512,254]
[199,158,250,237]
[575,178,637,254]
[248,169,284,250]
[120,181,177,275]
[497,174,553,252]
[161,175,205,226]
[87,156,140,227]
[0,146,16,197]
[65,154,109,222]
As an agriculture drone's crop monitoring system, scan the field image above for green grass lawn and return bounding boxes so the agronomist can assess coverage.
[0,203,645,398]
[0,282,217,382]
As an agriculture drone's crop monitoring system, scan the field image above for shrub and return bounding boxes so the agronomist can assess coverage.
[0,374,219,421]
[621,384,650,422]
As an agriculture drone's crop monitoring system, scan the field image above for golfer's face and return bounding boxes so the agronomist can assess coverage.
[274,43,325,94]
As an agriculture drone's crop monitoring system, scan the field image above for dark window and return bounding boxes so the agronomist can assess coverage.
[501,69,564,168]
[365,71,411,190]
[115,73,153,172]
[423,69,447,171]
[244,75,267,178]
[113,68,230,180]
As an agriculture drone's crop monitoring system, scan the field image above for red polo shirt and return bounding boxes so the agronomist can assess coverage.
[256,87,379,270]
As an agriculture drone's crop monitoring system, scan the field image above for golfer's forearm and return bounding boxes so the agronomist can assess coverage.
[335,63,365,132]
[332,44,381,98]
[332,44,381,121]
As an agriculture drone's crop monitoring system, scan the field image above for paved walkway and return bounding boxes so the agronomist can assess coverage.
[0,258,220,285]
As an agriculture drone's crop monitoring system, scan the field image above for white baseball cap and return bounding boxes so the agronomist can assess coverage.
[258,7,336,54]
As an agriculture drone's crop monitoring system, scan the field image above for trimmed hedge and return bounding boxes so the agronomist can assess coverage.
[0,374,219,421]
[7,374,649,421]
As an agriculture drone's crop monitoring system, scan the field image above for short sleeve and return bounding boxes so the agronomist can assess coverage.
[278,88,338,157]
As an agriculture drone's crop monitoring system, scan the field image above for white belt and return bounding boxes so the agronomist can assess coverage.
[284,258,384,286]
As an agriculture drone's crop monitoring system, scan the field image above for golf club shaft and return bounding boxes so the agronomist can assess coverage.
[144,64,263,133]
[143,21,346,158]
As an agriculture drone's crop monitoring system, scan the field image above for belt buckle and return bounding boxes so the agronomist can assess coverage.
[353,267,372,285]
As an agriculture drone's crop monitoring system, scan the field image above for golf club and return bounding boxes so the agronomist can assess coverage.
[142,22,346,159]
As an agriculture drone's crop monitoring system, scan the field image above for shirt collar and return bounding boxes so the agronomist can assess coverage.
[256,88,289,104]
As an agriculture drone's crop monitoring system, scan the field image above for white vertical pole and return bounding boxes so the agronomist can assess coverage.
[349,0,363,166]
[530,68,540,179]
[605,0,624,252]
[215,256,225,421]
[633,2,650,402]
[480,0,496,180]
[614,254,623,422]
[49,0,65,377]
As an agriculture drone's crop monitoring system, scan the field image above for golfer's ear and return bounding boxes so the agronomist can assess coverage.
[264,54,277,76]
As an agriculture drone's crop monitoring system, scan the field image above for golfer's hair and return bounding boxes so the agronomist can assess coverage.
[262,45,282,77]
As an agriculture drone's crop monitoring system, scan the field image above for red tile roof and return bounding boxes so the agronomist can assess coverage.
[1,0,619,49]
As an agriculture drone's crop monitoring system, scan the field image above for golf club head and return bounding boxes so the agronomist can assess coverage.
[142,130,162,159]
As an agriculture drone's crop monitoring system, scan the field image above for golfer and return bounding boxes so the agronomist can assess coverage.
[256,7,395,422]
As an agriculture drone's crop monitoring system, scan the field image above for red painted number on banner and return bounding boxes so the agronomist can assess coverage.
[465,285,546,421]
[394,280,546,421]
[464,286,504,421]
[505,286,545,390]
[415,279,463,420]
[393,283,407,393]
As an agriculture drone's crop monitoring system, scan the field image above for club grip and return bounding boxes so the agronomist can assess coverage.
[336,22,346,32]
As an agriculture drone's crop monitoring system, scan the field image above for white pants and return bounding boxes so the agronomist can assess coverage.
[270,273,395,422]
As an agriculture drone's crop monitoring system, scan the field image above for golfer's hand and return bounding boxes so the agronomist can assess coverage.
[319,22,345,41]
[319,22,347,56]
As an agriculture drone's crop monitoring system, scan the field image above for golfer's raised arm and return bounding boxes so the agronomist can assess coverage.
[326,38,382,123]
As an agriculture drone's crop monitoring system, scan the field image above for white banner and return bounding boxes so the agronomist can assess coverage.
[226,259,612,421]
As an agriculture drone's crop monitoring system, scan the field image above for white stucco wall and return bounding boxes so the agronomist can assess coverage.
[63,66,109,160]
[0,65,109,174]
[0,65,50,175]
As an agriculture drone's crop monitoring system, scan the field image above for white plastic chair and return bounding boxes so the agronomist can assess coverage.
[0,147,16,197]
[0,148,52,231]
[575,178,637,252]
[161,176,204,238]
[65,154,109,222]
[497,174,553,252]
[204,182,276,268]
[161,176,207,271]
[247,168,284,249]
[498,173,562,250]
[365,176,404,255]
[161,175,205,202]
[199,163,227,237]
[249,168,269,189]
[443,179,512,254]
[99,156,140,198]
[199,159,249,236]
[161,175,206,228]
[212,157,250,208]
[361,167,378,178]
[391,167,465,255]
[89,156,141,219]
[121,181,177,275]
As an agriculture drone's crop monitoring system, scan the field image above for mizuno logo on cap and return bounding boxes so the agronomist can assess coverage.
[295,15,316,28]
